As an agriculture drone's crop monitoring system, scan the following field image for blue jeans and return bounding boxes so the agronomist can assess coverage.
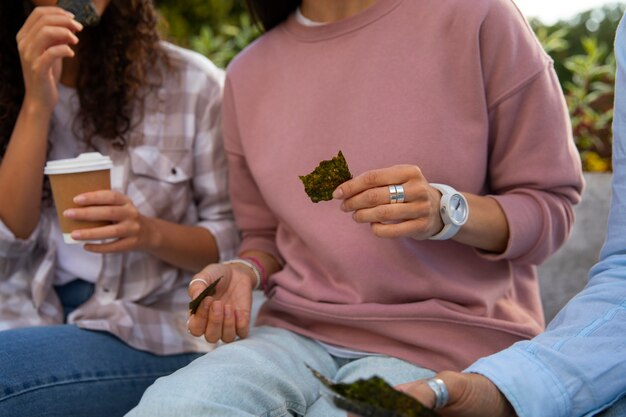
[126,326,436,417]
[0,280,202,417]
[596,395,626,417]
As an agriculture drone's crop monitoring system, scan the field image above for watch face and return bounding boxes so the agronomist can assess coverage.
[449,194,468,225]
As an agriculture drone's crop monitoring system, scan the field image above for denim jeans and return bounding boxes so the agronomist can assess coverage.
[596,395,626,417]
[0,280,202,417]
[126,326,436,417]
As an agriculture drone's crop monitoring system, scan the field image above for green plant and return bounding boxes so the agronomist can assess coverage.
[564,37,615,172]
[189,13,260,69]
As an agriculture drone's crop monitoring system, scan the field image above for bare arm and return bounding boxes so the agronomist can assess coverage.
[0,7,81,238]
[453,193,508,253]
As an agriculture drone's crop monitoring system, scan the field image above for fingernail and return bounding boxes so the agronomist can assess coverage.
[332,188,344,199]
[73,195,86,204]
[71,231,81,239]
[63,209,76,218]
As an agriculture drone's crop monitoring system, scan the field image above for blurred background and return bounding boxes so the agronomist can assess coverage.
[153,0,626,172]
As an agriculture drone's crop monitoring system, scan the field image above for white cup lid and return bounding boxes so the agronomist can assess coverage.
[44,152,113,175]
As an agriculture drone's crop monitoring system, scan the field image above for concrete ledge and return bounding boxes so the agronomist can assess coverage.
[538,172,612,322]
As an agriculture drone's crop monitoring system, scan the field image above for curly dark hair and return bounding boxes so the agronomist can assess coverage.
[245,0,302,32]
[0,0,169,159]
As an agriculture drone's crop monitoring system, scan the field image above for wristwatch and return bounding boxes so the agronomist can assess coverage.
[428,183,469,240]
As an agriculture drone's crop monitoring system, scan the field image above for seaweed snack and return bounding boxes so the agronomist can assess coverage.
[58,0,101,26]
[299,151,353,203]
[188,277,223,314]
[307,365,439,417]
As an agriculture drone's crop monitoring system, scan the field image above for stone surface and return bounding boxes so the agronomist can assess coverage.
[538,172,612,322]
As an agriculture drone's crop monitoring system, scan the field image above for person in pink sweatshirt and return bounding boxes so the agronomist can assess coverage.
[127,0,584,416]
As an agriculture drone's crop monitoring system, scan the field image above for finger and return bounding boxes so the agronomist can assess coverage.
[188,273,211,298]
[71,221,138,243]
[370,218,434,239]
[204,300,225,343]
[342,181,432,212]
[20,26,80,66]
[351,201,432,224]
[19,17,82,56]
[188,297,211,337]
[30,44,76,76]
[221,304,237,343]
[340,184,394,212]
[82,237,138,253]
[334,165,421,200]
[18,7,77,39]
[64,205,134,224]
[73,190,129,207]
[395,380,437,409]
[234,308,250,339]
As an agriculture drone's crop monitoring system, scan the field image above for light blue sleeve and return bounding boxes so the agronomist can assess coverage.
[465,16,626,417]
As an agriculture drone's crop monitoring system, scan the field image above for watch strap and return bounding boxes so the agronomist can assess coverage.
[428,183,465,241]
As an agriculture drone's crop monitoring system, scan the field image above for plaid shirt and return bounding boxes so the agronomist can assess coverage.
[0,43,239,355]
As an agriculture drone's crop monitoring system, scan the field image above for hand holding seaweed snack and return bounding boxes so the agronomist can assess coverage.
[299,150,353,202]
[308,365,439,417]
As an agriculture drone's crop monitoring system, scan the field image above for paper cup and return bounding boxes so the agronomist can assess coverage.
[44,152,113,244]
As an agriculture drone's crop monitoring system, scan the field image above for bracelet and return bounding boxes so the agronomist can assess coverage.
[240,255,267,290]
[223,258,261,290]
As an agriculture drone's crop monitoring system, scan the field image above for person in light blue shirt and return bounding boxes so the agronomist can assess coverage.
[386,14,626,417]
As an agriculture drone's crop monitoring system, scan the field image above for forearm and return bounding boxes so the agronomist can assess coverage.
[0,101,51,238]
[454,193,509,253]
[144,216,220,273]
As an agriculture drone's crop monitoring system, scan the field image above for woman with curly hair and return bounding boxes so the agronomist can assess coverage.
[0,1,239,416]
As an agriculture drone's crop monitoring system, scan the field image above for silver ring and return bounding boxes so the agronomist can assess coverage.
[188,278,208,288]
[426,377,449,409]
[389,184,405,204]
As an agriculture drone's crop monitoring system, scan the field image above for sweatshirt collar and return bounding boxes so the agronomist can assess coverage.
[283,0,404,42]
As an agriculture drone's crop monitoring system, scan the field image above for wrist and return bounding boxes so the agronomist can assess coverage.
[21,96,55,118]
[142,215,162,252]
[223,258,262,290]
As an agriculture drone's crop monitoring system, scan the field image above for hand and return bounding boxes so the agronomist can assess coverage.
[16,6,83,113]
[63,189,157,253]
[387,371,515,417]
[187,263,256,343]
[333,165,444,240]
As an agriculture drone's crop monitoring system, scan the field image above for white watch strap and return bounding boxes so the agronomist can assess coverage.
[429,223,460,240]
[428,183,464,241]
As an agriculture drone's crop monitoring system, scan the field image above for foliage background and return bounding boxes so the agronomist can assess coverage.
[154,1,626,172]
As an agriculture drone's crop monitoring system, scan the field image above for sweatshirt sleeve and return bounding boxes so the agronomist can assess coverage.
[465,14,626,417]
[477,0,584,264]
[222,76,283,263]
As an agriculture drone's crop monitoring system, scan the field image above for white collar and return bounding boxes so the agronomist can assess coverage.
[295,7,327,27]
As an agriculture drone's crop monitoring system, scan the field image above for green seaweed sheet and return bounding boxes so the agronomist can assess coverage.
[308,365,439,417]
[299,151,353,203]
[58,0,101,26]
[188,277,222,315]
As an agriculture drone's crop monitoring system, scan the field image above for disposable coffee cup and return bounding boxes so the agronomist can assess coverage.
[44,152,113,244]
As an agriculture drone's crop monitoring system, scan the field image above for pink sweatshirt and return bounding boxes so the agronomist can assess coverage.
[223,0,584,371]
